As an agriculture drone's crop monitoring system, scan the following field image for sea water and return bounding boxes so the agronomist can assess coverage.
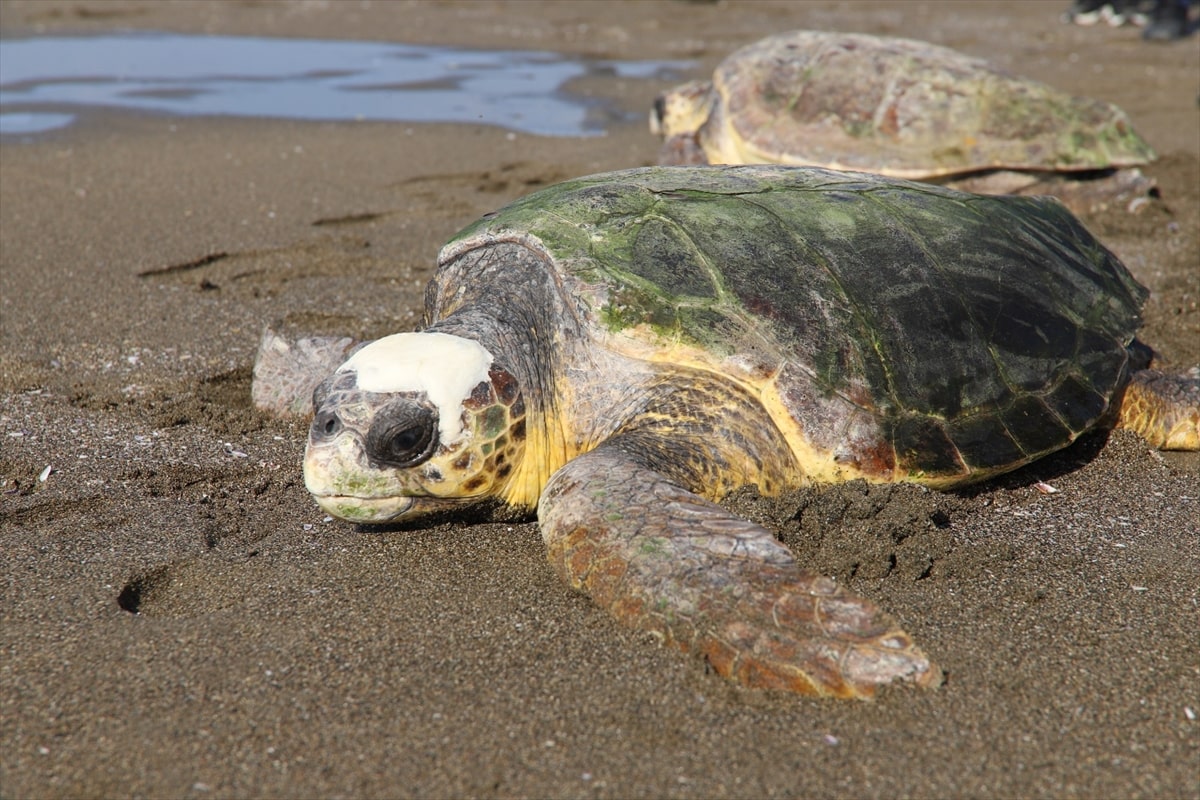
[0,32,687,136]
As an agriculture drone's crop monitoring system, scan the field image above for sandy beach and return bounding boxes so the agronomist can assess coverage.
[1,2,1198,797]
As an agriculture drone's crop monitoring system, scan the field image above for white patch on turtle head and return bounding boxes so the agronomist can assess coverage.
[337,331,493,445]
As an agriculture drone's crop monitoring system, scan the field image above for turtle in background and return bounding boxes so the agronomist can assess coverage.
[254,166,1198,698]
[651,31,1158,214]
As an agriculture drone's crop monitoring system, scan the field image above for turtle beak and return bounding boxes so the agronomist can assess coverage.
[310,491,476,525]
[310,492,415,523]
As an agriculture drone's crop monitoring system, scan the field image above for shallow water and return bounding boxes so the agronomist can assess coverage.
[0,32,687,136]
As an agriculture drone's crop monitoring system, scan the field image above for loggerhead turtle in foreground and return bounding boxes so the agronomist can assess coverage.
[254,166,1199,698]
[651,31,1158,214]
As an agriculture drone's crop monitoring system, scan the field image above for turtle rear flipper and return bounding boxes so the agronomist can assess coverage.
[945,167,1158,216]
[1116,369,1200,450]
[252,327,361,417]
[539,444,942,698]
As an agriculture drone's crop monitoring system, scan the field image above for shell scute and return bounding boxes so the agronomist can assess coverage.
[887,415,965,478]
[629,217,721,301]
[1001,396,1076,457]
[1045,374,1109,432]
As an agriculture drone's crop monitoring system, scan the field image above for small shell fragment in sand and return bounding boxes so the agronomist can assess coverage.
[223,442,249,458]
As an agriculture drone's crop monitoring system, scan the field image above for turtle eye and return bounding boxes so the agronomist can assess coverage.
[365,401,438,468]
[652,95,666,126]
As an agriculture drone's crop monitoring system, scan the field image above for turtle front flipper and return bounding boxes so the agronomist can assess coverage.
[538,444,942,698]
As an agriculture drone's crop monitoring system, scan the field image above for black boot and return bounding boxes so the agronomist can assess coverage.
[1143,0,1191,39]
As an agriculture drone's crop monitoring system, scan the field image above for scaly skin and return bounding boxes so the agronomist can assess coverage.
[539,444,941,698]
[1117,370,1200,450]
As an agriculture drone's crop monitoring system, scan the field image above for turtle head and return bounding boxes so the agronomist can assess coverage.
[650,80,714,139]
[303,332,526,523]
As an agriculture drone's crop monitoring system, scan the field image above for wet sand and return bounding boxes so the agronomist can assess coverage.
[1,2,1198,798]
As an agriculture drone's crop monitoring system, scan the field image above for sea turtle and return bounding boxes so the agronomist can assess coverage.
[651,31,1158,214]
[254,165,1199,698]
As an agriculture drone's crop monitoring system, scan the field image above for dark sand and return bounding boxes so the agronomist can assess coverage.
[1,2,1198,798]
